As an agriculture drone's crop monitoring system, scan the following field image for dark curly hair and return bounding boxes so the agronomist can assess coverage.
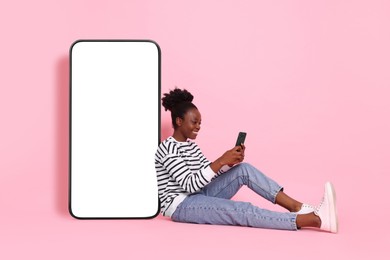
[162,88,198,129]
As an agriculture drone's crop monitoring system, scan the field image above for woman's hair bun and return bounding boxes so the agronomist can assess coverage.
[162,88,194,111]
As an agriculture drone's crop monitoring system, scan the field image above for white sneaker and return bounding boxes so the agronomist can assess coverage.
[314,182,338,233]
[296,203,316,214]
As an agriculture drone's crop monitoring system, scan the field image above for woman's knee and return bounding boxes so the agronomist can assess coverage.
[235,162,251,170]
[228,163,252,179]
[235,162,257,173]
[234,162,266,178]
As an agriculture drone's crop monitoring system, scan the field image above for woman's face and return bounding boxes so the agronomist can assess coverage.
[176,108,202,140]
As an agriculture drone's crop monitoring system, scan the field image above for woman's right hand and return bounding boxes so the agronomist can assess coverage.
[211,146,244,172]
[225,146,245,166]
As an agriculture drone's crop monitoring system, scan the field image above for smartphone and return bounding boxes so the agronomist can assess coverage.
[235,132,247,147]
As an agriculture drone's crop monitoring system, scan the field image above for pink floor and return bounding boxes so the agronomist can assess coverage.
[2,183,388,259]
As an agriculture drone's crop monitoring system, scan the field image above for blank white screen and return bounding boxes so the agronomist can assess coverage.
[70,40,160,218]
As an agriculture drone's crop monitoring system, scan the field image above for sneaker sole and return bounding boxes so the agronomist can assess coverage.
[325,182,338,233]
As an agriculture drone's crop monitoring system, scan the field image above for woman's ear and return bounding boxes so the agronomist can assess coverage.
[175,117,183,127]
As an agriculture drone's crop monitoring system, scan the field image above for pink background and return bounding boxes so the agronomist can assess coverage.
[1,0,389,259]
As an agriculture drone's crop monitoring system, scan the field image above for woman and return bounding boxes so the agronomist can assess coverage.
[155,88,338,232]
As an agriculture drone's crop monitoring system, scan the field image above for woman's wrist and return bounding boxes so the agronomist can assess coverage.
[210,157,225,173]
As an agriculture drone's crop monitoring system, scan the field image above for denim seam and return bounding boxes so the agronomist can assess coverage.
[179,204,296,222]
[212,176,243,198]
[272,186,284,204]
[212,176,278,203]
[177,205,297,230]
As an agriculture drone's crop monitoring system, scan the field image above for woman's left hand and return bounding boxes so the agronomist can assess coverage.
[239,144,245,162]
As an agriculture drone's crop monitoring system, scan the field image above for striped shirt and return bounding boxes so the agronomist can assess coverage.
[155,136,230,217]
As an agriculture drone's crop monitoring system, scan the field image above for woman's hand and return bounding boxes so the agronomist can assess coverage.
[238,144,245,162]
[211,145,246,172]
[228,144,245,166]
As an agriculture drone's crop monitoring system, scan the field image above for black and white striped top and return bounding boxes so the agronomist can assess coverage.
[155,136,229,217]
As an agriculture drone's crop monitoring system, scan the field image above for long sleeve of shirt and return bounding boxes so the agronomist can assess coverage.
[162,152,215,193]
[155,136,220,216]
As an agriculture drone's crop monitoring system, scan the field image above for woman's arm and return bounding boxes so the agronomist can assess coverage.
[160,143,245,193]
[162,153,215,193]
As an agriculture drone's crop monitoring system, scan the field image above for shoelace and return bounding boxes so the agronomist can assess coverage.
[315,196,325,214]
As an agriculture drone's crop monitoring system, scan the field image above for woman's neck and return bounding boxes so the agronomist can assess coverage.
[172,131,187,142]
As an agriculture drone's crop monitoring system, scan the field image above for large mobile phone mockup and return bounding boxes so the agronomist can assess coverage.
[69,40,160,219]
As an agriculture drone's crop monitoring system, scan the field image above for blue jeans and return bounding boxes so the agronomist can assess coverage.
[171,163,298,230]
